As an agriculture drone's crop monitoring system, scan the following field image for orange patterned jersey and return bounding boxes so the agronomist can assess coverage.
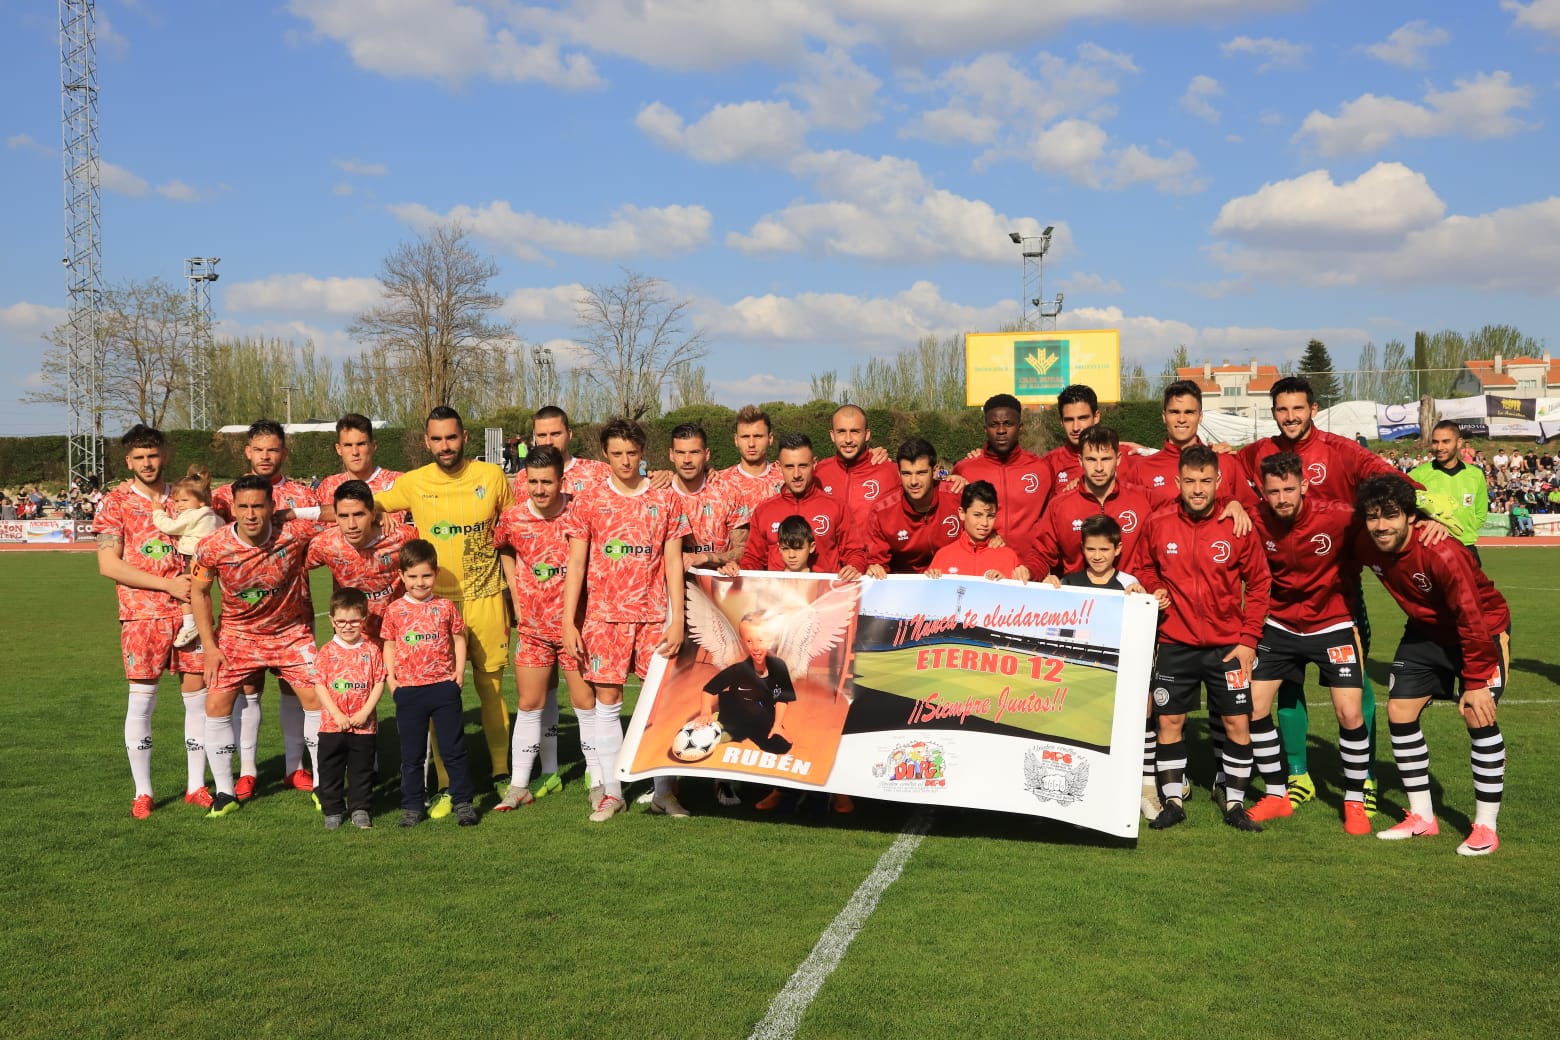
[495,499,574,642]
[194,519,319,638]
[563,481,691,623]
[713,461,784,518]
[672,478,749,558]
[313,637,386,733]
[316,466,402,504]
[513,456,611,501]
[212,475,318,522]
[380,594,465,687]
[305,524,416,639]
[94,480,184,621]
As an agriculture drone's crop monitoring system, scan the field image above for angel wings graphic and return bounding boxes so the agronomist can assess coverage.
[684,578,860,681]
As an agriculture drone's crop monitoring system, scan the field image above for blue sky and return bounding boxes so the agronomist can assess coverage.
[3,0,1559,435]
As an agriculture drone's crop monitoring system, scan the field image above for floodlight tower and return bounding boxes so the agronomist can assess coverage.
[1008,227,1065,331]
[61,0,103,484]
[186,257,219,430]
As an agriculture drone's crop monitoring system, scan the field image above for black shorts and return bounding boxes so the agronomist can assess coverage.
[1388,625,1510,701]
[1253,623,1364,688]
[1150,643,1253,717]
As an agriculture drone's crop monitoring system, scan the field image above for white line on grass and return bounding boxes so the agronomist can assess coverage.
[1303,698,1558,707]
[749,808,933,1040]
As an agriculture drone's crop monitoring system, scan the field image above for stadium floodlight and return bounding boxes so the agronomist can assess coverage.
[1043,225,1054,237]
[1010,226,1057,329]
[1008,231,1022,244]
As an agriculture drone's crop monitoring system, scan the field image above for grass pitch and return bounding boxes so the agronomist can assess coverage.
[1,550,1557,1039]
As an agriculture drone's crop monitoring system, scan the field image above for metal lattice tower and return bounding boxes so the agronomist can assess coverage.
[61,0,103,484]
[186,257,219,430]
[1009,227,1064,331]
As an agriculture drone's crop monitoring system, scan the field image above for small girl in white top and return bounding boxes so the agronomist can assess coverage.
[153,465,223,648]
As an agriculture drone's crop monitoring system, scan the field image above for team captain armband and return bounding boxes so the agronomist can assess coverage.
[192,563,214,581]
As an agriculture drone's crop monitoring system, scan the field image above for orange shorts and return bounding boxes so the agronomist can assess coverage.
[121,616,204,681]
[514,628,579,672]
[580,618,664,685]
[214,626,317,696]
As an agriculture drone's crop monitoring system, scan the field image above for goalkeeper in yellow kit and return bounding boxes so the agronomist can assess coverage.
[376,407,514,813]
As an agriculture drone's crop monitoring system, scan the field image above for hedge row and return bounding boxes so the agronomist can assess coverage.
[0,401,1175,485]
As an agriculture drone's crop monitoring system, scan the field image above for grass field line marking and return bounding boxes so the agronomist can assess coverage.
[1303,698,1559,707]
[749,808,933,1040]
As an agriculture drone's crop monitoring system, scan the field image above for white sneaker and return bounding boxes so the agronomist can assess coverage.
[634,786,655,805]
[1140,782,1163,820]
[173,621,200,649]
[588,794,627,822]
[648,791,692,818]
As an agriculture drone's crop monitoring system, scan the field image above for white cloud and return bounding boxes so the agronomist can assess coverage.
[98,159,148,197]
[702,279,1014,353]
[502,284,585,325]
[6,134,52,156]
[1294,71,1534,156]
[1057,272,1123,295]
[725,148,1065,263]
[0,302,69,336]
[1365,21,1449,68]
[900,47,1203,192]
[332,158,388,176]
[1221,35,1308,71]
[223,273,384,317]
[1057,305,1369,365]
[156,180,200,202]
[287,0,602,89]
[782,48,881,131]
[332,182,354,197]
[1180,74,1223,122]
[1212,163,1446,248]
[390,200,713,262]
[712,372,815,408]
[635,100,809,163]
[901,48,1130,147]
[1211,176,1560,296]
[1503,0,1560,35]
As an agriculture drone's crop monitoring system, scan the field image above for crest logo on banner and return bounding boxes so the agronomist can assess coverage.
[1024,745,1090,806]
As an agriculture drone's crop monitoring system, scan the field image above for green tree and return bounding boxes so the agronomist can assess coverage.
[1121,361,1151,402]
[1297,339,1342,407]
[1155,345,1190,394]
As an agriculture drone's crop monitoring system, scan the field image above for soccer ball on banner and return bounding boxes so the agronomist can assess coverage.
[671,719,723,762]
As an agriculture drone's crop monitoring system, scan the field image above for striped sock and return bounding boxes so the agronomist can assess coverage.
[1142,717,1157,787]
[1156,739,1188,802]
[1338,724,1369,803]
[1468,724,1505,829]
[1222,739,1254,806]
[1208,712,1227,786]
[1248,714,1285,796]
[1388,719,1433,820]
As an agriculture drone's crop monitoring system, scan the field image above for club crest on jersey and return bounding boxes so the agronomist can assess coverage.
[139,539,174,560]
[1306,462,1327,485]
[863,479,881,500]
[1411,572,1432,593]
[811,514,832,536]
[1021,473,1041,494]
[1118,511,1138,532]
[474,486,487,500]
[1210,540,1232,563]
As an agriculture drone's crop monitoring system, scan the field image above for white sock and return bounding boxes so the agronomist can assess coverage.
[1408,789,1435,820]
[280,694,305,775]
[177,613,197,635]
[126,687,157,798]
[205,713,236,796]
[1474,801,1500,829]
[512,709,543,788]
[236,693,261,776]
[303,709,322,785]
[595,702,624,799]
[575,704,598,789]
[653,775,675,797]
[180,689,208,792]
[540,684,560,775]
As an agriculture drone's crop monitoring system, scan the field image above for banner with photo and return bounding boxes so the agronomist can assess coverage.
[619,571,1159,837]
[1378,395,1560,441]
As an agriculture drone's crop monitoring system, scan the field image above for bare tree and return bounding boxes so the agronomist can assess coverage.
[27,277,202,429]
[348,223,512,420]
[810,370,840,404]
[574,270,708,420]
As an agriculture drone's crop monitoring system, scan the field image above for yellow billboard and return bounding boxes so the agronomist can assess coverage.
[965,329,1121,407]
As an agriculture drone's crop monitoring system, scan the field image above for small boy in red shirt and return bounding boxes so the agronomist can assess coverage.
[926,481,1022,580]
[313,587,386,830]
[380,539,478,828]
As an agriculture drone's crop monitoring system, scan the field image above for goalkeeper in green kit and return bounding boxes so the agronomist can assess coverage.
[1409,421,1489,565]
